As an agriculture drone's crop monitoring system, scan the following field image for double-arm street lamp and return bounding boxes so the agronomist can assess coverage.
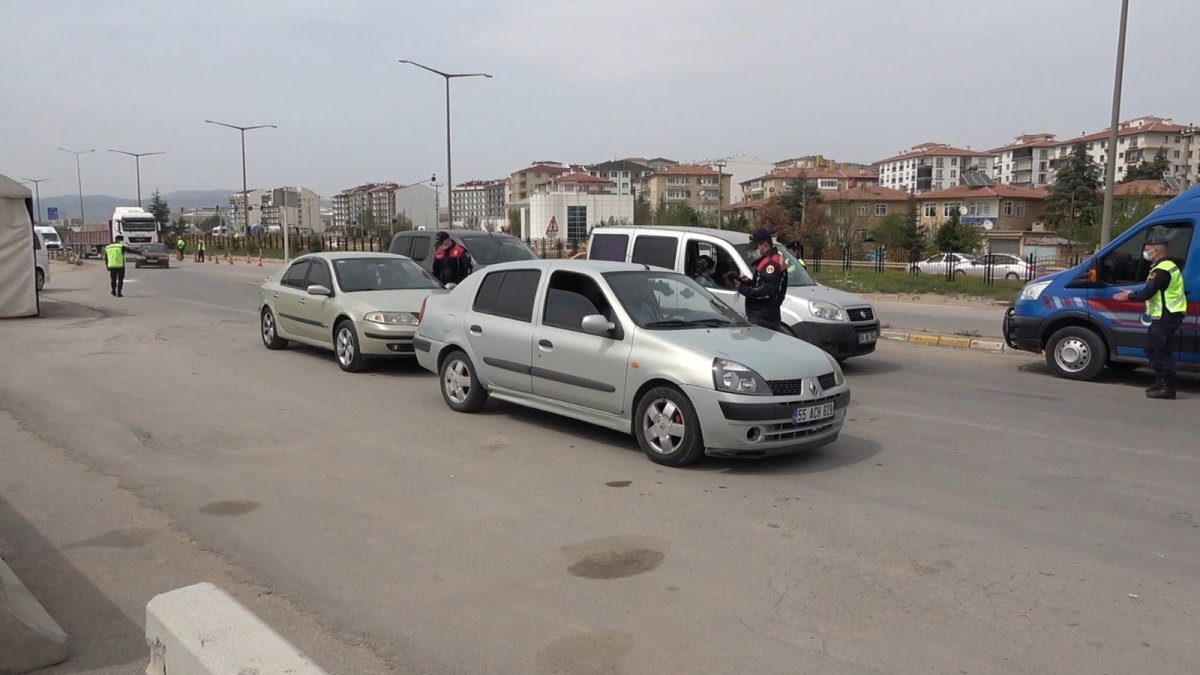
[204,120,276,245]
[108,149,165,207]
[58,148,94,227]
[397,60,492,227]
[21,178,49,224]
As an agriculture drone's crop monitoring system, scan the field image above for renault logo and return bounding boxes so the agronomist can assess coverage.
[808,378,820,396]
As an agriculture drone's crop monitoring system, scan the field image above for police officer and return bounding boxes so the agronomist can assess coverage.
[432,231,472,286]
[735,228,788,331]
[176,237,186,261]
[1113,237,1187,399]
[196,238,207,262]
[104,235,138,297]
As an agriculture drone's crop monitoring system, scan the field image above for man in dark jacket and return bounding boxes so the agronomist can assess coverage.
[432,232,472,286]
[735,228,788,331]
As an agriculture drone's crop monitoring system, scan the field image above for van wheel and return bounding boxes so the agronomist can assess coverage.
[35,269,45,291]
[1005,271,1020,280]
[634,386,705,467]
[1045,326,1107,381]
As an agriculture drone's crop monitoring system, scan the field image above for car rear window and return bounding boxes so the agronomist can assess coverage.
[589,233,629,262]
[472,269,540,322]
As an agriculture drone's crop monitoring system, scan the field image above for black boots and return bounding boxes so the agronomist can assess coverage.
[1146,373,1177,399]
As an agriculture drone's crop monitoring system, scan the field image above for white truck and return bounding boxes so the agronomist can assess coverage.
[63,207,161,257]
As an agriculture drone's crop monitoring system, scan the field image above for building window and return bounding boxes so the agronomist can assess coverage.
[1038,173,1047,183]
[666,190,689,200]
[857,204,870,217]
[1175,150,1182,158]
[950,169,957,179]
[817,178,839,190]
[951,157,959,166]
[935,169,944,179]
[924,203,937,218]
[667,177,691,185]
[936,157,944,167]
[1015,202,1026,218]
[943,202,961,217]
[566,205,588,240]
[1002,201,1014,216]
[875,203,888,216]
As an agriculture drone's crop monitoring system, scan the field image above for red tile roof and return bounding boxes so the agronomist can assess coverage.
[515,163,570,174]
[1060,118,1188,145]
[822,185,912,202]
[1113,179,1181,197]
[741,167,878,185]
[724,197,773,212]
[917,184,1048,200]
[986,134,1060,154]
[876,143,993,164]
[554,172,613,185]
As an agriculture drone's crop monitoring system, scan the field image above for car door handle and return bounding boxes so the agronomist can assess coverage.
[298,298,307,305]
[538,339,553,349]
[469,324,483,335]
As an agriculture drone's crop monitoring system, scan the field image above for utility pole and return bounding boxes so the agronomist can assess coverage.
[432,180,443,228]
[1099,0,1130,247]
[107,149,165,206]
[713,159,727,229]
[205,120,276,238]
[21,178,50,224]
[58,148,94,227]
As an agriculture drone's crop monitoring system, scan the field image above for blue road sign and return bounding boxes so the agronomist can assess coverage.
[47,207,59,220]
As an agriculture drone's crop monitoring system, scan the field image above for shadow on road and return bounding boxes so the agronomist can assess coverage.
[0,497,145,673]
[699,434,882,476]
[1018,360,1200,395]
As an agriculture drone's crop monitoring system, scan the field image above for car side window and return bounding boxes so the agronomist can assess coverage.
[493,270,541,322]
[473,271,505,313]
[589,233,629,262]
[390,235,412,257]
[409,236,432,261]
[631,235,678,270]
[542,271,619,335]
[307,259,333,290]
[282,260,311,288]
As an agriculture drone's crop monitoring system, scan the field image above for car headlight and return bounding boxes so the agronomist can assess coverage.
[809,300,846,322]
[1018,280,1052,301]
[825,353,846,387]
[712,358,771,396]
[363,311,419,326]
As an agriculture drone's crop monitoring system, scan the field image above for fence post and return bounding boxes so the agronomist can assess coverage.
[874,246,885,274]
[811,246,821,273]
[945,252,955,282]
[842,245,851,272]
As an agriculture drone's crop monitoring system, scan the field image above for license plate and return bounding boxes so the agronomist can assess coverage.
[857,331,877,344]
[791,402,835,425]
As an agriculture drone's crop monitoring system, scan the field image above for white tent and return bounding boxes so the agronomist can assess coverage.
[0,173,38,318]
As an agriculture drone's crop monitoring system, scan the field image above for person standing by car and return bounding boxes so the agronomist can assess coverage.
[432,231,472,286]
[105,235,137,297]
[735,228,788,332]
[1113,237,1188,399]
[786,240,808,269]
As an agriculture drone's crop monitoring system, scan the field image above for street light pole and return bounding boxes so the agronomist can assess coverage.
[21,178,50,224]
[713,159,727,229]
[58,148,94,227]
[205,120,277,253]
[398,60,492,227]
[1099,0,1130,247]
[108,150,165,207]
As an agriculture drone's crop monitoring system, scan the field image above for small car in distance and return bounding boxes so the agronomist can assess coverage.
[910,252,974,275]
[960,253,1034,280]
[134,242,171,268]
[413,259,850,466]
[33,230,49,291]
[259,252,446,372]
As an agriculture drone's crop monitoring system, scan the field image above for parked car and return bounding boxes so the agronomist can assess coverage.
[389,229,537,276]
[33,230,49,291]
[134,242,171,268]
[259,252,446,372]
[413,259,850,466]
[587,226,879,361]
[910,252,974,275]
[959,253,1034,280]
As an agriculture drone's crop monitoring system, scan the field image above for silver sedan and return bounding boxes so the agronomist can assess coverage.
[259,252,446,371]
[413,259,850,466]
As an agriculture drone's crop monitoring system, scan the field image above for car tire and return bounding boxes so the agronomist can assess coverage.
[1045,326,1107,381]
[634,386,705,467]
[953,268,966,277]
[439,350,488,412]
[35,268,44,291]
[1005,271,1019,280]
[334,320,367,373]
[260,307,288,350]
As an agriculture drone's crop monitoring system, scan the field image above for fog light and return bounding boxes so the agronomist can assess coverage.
[746,427,763,442]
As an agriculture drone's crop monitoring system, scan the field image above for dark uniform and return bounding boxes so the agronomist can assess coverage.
[1120,239,1187,398]
[432,232,473,286]
[738,230,788,332]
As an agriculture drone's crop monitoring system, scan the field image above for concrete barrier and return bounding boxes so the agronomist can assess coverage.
[0,556,68,674]
[880,329,1009,354]
[145,582,328,675]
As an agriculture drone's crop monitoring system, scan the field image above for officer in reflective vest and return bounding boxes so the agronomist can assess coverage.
[104,235,138,297]
[1113,237,1187,399]
[735,228,788,332]
[786,240,808,271]
[196,238,207,262]
[176,237,186,260]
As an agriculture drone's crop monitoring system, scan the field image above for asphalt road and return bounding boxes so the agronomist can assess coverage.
[2,259,1197,674]
[873,298,1006,337]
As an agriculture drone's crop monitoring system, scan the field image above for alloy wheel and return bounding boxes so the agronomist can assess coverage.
[642,398,686,455]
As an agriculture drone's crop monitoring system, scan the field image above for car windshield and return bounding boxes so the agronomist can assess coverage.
[333,257,442,292]
[604,270,748,329]
[40,231,61,242]
[140,244,167,252]
[459,235,538,265]
[732,243,817,287]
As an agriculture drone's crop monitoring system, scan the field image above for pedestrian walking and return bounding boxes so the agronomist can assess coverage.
[105,235,137,297]
[432,231,473,286]
[1113,237,1188,399]
[734,228,788,332]
[196,238,206,262]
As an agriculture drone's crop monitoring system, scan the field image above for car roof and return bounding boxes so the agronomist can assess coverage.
[396,229,519,238]
[479,258,663,274]
[591,225,754,245]
[298,252,411,262]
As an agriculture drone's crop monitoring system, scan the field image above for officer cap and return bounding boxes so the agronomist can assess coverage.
[749,228,773,244]
[435,231,450,242]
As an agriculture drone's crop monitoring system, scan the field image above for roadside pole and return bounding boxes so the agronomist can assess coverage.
[282,207,290,261]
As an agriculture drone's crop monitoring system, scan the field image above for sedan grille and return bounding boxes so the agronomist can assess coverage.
[847,307,874,322]
[767,372,838,396]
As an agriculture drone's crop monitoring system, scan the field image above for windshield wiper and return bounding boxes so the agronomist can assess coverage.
[643,318,743,329]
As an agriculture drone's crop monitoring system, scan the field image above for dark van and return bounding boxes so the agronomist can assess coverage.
[388,230,537,276]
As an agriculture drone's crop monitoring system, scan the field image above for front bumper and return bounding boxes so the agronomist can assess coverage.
[791,320,879,360]
[683,384,849,458]
[1003,306,1042,353]
[361,323,420,356]
[137,257,169,267]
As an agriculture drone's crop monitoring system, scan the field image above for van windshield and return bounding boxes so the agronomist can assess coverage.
[733,243,817,287]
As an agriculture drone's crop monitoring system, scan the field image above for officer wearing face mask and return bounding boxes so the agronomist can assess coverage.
[1113,237,1187,399]
[734,228,788,331]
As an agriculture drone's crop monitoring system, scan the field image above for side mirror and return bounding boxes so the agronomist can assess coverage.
[445,282,457,290]
[306,284,332,296]
[581,314,616,336]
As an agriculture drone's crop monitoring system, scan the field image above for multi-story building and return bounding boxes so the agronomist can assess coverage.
[451,179,507,227]
[507,161,572,204]
[875,143,995,193]
[332,182,437,232]
[259,186,323,233]
[638,164,733,215]
[510,172,633,240]
[1048,116,1191,182]
[987,134,1059,187]
[1183,125,1200,186]
[739,167,878,202]
[227,189,269,232]
[771,155,873,173]
[725,185,907,230]
[915,184,1048,254]
[587,159,656,196]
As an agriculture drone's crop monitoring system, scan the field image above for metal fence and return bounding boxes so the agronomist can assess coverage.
[790,244,1083,286]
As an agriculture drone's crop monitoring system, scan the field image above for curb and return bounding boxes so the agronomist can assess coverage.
[880,329,1007,353]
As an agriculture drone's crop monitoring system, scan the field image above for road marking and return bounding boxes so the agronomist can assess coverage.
[172,298,256,315]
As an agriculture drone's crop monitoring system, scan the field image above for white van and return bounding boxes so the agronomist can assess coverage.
[33,230,50,291]
[587,226,880,361]
[35,225,62,250]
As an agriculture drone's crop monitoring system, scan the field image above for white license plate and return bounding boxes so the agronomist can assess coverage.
[857,331,877,344]
[791,402,835,425]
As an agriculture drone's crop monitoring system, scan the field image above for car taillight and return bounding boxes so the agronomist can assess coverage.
[418,297,428,324]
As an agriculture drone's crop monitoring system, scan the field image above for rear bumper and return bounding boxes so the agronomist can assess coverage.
[1003,306,1042,353]
[791,321,879,360]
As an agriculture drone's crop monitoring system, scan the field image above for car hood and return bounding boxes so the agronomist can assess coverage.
[342,288,446,311]
[786,283,871,308]
[651,325,835,380]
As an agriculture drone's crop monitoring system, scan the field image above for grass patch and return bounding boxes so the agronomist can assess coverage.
[812,268,1022,302]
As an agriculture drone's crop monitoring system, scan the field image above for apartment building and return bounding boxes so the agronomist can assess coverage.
[772,155,873,173]
[638,164,733,214]
[1048,116,1191,182]
[332,182,437,231]
[1183,125,1200,186]
[259,186,323,233]
[915,184,1047,249]
[587,159,656,196]
[740,167,878,202]
[506,161,572,204]
[875,143,994,193]
[512,172,633,240]
[451,179,507,226]
[987,134,1058,187]
[1114,178,1183,206]
[227,189,269,231]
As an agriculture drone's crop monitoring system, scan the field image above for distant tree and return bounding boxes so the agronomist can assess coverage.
[726,213,752,233]
[357,208,377,231]
[147,190,170,225]
[1044,142,1102,249]
[934,207,981,254]
[634,192,653,224]
[754,198,790,236]
[777,172,823,231]
[653,203,699,226]
[870,213,910,250]
[1114,193,1159,238]
[392,212,414,232]
[1121,151,1171,183]
[507,208,522,237]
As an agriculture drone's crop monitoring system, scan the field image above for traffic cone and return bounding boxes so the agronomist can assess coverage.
[257,256,263,267]
[246,254,252,264]
[226,254,233,265]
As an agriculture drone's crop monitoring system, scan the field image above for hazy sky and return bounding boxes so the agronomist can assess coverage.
[4,0,1199,199]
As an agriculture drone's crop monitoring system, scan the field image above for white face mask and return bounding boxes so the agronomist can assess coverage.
[1142,250,1154,261]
